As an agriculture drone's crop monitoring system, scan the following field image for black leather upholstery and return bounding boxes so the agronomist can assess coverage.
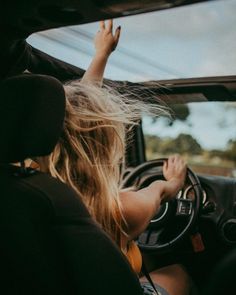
[0,74,65,162]
[0,68,143,294]
[0,164,143,295]
[0,39,85,81]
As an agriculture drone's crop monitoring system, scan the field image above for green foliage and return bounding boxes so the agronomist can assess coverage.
[207,140,236,162]
[145,134,236,164]
[145,133,202,155]
[151,104,190,125]
[172,133,202,154]
[225,139,236,162]
[170,104,190,123]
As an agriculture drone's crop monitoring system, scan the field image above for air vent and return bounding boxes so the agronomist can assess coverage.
[221,219,236,244]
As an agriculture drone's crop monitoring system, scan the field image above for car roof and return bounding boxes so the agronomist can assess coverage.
[1,0,214,34]
[2,0,236,103]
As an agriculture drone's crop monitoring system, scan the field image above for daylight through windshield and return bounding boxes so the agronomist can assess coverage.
[143,101,236,177]
[28,0,236,82]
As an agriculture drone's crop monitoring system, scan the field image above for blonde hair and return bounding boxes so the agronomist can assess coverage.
[38,81,170,244]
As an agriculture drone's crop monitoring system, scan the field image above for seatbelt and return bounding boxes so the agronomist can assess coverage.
[141,261,160,295]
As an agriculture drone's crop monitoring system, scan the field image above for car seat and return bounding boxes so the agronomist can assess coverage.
[0,74,143,295]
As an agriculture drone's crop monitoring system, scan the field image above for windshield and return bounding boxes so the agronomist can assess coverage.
[28,0,236,82]
[143,101,236,177]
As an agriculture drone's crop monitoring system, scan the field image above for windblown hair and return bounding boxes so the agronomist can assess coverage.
[38,81,170,244]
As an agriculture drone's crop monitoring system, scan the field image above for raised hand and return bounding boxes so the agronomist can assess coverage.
[81,19,121,84]
[94,20,121,57]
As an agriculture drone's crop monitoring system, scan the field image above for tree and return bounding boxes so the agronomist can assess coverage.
[168,133,202,154]
[144,134,161,154]
[145,133,202,156]
[225,139,236,162]
[169,104,191,124]
[151,103,190,125]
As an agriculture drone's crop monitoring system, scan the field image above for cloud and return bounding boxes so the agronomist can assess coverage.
[28,0,236,80]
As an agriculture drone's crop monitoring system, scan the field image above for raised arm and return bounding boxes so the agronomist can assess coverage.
[81,20,121,85]
[120,155,187,241]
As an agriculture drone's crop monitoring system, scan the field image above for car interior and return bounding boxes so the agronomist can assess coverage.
[1,0,236,294]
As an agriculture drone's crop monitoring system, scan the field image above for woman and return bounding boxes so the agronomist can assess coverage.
[38,20,193,295]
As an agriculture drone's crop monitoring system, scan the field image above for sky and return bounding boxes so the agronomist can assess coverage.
[28,0,236,150]
[28,0,236,81]
[142,102,236,150]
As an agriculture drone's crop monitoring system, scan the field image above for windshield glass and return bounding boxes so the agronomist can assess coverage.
[142,101,236,177]
[28,0,236,82]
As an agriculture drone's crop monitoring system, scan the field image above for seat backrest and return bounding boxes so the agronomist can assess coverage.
[0,74,143,295]
[0,164,143,295]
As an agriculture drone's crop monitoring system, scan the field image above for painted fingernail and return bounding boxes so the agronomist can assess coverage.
[118,26,121,30]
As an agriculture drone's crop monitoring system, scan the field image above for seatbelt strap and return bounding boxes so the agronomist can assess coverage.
[141,261,160,295]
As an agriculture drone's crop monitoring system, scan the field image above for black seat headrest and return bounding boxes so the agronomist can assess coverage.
[0,74,65,163]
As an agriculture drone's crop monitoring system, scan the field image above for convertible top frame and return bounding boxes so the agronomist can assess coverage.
[106,76,236,104]
[1,0,215,35]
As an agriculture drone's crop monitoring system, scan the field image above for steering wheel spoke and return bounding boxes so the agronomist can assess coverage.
[176,198,194,216]
[137,228,166,248]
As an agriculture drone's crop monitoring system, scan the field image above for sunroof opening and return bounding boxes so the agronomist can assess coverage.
[28,0,236,82]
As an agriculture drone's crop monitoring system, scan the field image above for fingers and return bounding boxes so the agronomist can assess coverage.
[169,154,178,162]
[99,19,120,35]
[163,160,168,174]
[165,155,176,169]
[165,154,186,172]
[114,26,121,44]
[99,20,113,32]
[168,154,183,164]
[163,155,186,188]
[99,20,105,30]
[96,19,121,54]
[106,19,113,32]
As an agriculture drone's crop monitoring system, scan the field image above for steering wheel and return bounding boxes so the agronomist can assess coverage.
[121,159,203,252]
